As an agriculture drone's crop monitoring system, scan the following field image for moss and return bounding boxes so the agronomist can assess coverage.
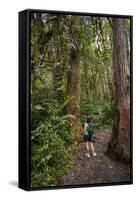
[70,119,82,142]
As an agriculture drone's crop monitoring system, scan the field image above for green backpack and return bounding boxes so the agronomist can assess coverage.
[84,123,94,136]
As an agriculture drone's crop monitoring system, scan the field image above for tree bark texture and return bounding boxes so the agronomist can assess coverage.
[66,16,82,140]
[107,18,130,163]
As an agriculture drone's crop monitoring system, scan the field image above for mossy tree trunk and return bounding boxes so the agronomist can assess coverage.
[66,16,82,140]
[107,18,130,162]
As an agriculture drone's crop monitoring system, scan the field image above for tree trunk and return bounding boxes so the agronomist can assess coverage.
[66,16,82,140]
[107,18,130,163]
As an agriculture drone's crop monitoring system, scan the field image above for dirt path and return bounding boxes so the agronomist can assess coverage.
[59,129,130,186]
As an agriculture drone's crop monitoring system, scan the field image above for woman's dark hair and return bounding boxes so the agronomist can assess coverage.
[87,115,92,123]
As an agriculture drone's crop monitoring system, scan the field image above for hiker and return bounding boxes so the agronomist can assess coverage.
[83,115,97,158]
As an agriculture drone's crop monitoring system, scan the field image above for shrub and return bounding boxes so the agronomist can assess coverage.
[31,114,76,187]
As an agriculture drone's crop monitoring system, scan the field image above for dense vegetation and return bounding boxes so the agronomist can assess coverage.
[30,13,130,187]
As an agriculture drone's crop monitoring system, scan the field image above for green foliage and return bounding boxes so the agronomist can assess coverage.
[34,104,45,110]
[31,110,77,187]
[80,98,116,130]
[30,14,130,187]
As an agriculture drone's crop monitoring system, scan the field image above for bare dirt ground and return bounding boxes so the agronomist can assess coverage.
[58,129,131,186]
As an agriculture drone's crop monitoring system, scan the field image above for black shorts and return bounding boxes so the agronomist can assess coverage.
[84,134,93,142]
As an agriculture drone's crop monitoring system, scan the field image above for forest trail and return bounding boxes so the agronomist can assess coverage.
[59,129,130,186]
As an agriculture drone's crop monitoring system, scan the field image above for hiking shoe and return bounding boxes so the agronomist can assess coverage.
[93,152,97,157]
[85,153,90,158]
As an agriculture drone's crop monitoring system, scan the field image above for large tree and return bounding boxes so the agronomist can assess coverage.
[107,18,130,162]
[66,16,82,140]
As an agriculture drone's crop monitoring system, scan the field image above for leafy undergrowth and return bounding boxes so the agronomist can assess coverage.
[31,115,78,188]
